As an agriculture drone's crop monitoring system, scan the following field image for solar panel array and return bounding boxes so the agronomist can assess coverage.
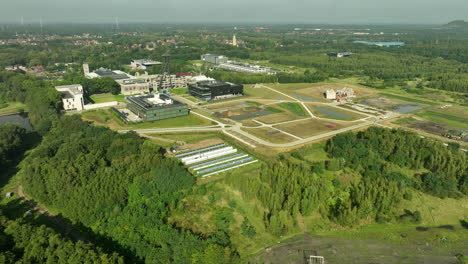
[175,144,257,177]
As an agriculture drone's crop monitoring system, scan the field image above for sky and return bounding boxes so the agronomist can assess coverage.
[1,0,467,24]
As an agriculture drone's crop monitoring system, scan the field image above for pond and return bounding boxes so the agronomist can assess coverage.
[393,105,422,113]
[0,114,33,130]
[314,106,353,120]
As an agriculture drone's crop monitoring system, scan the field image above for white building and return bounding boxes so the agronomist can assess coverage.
[324,88,336,100]
[55,84,85,111]
[131,59,161,70]
[135,72,195,90]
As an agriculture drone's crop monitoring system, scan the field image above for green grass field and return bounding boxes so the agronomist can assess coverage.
[0,102,27,116]
[277,102,306,116]
[81,109,214,130]
[147,132,221,144]
[89,93,126,103]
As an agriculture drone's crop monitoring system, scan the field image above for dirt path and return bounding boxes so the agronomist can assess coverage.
[17,185,88,241]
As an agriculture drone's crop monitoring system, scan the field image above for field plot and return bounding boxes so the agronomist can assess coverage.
[208,100,279,123]
[242,127,298,144]
[416,110,468,129]
[274,119,347,138]
[307,104,365,121]
[175,144,258,178]
[244,86,288,100]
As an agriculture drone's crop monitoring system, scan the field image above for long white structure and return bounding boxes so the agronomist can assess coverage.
[181,146,237,165]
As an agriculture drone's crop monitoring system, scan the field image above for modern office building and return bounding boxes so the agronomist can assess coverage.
[55,84,85,111]
[189,80,244,101]
[135,72,192,90]
[117,79,150,95]
[126,94,189,122]
[131,59,161,70]
[201,54,228,64]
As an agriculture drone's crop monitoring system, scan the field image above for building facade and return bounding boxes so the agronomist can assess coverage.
[126,94,189,122]
[189,80,244,101]
[117,79,150,95]
[201,54,228,64]
[55,84,85,111]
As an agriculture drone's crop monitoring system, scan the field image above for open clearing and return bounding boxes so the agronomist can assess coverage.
[0,102,27,116]
[274,119,347,138]
[242,127,298,144]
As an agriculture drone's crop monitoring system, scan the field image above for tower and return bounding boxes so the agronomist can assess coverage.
[232,34,237,47]
[158,52,172,90]
[83,63,90,75]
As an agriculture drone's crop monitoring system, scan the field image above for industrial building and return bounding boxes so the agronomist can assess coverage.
[84,66,134,80]
[217,61,280,74]
[126,94,189,122]
[353,41,405,47]
[189,80,244,101]
[201,54,228,64]
[131,59,161,70]
[55,84,85,111]
[328,52,353,58]
[117,79,150,95]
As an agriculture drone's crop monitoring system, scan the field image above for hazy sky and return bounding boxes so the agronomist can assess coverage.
[1,0,467,24]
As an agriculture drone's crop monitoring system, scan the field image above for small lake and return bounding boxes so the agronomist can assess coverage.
[393,105,422,113]
[292,94,320,102]
[314,106,353,120]
[0,114,33,130]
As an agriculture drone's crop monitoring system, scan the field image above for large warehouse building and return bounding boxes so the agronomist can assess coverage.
[126,94,189,122]
[189,80,244,101]
[201,54,228,65]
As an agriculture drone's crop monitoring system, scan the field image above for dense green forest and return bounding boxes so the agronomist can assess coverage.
[19,116,239,264]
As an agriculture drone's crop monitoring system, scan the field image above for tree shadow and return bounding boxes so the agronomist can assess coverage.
[1,198,143,264]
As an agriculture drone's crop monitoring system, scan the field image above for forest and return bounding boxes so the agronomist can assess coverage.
[18,115,239,264]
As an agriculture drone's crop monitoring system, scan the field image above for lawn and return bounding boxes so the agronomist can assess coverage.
[277,102,306,117]
[0,102,27,116]
[416,110,468,129]
[393,117,418,125]
[89,93,126,103]
[81,109,214,130]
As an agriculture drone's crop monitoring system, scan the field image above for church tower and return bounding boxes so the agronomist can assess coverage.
[232,34,237,47]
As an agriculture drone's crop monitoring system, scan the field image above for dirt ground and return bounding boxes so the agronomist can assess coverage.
[249,232,466,264]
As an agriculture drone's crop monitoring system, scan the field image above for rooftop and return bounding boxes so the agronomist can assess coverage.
[127,93,185,110]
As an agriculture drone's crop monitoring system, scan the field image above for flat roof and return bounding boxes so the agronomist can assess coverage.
[127,94,186,111]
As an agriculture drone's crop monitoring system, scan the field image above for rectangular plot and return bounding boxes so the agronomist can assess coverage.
[197,157,255,175]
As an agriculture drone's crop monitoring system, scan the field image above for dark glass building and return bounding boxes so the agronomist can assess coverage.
[127,94,189,122]
[188,80,244,101]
